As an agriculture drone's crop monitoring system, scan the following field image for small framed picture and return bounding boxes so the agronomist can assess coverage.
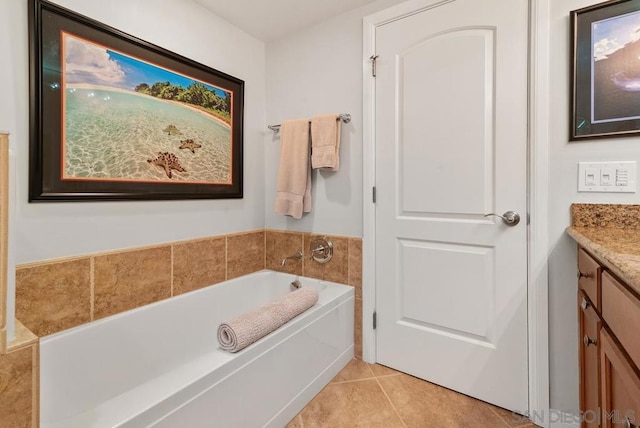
[571,0,640,140]
[29,0,244,201]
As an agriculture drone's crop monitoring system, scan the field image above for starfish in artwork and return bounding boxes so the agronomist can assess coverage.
[147,152,186,179]
[163,124,182,136]
[179,139,202,154]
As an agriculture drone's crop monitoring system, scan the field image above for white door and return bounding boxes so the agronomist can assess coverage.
[374,0,529,412]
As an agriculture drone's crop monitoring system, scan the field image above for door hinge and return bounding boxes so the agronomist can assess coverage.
[373,311,377,329]
[372,186,377,203]
[370,54,379,77]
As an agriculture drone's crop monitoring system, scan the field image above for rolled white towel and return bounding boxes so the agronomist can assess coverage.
[217,287,319,353]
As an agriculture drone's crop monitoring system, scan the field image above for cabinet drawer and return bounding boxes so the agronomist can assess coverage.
[602,271,640,371]
[578,248,601,310]
[599,328,640,428]
[579,291,601,428]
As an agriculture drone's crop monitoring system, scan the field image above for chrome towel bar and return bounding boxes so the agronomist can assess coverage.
[267,113,351,133]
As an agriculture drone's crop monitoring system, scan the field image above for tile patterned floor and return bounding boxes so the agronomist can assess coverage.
[286,359,536,428]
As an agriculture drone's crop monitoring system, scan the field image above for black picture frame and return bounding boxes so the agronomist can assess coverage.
[571,0,640,140]
[29,0,244,201]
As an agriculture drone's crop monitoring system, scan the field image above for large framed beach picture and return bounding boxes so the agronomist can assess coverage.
[572,0,640,140]
[29,0,244,201]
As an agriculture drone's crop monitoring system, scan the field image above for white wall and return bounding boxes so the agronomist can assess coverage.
[0,0,265,264]
[548,0,640,413]
[264,0,405,237]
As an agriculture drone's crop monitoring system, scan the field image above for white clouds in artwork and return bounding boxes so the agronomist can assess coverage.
[593,11,640,61]
[64,35,125,85]
[593,37,622,61]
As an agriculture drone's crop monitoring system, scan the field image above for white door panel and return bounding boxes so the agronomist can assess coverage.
[400,28,494,216]
[375,0,529,412]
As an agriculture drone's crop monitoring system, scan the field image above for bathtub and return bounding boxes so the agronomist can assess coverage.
[40,270,354,428]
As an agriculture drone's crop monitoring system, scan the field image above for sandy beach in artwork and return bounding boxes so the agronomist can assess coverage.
[63,84,232,184]
[66,83,232,129]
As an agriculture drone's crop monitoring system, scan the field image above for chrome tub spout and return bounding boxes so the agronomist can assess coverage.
[281,251,303,266]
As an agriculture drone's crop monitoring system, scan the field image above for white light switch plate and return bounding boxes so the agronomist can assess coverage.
[578,161,636,193]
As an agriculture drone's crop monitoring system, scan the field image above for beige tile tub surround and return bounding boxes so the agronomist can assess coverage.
[226,230,266,279]
[348,238,362,299]
[94,246,172,319]
[0,133,8,352]
[266,231,363,357]
[14,229,360,343]
[9,228,357,428]
[16,258,91,337]
[173,237,226,296]
[15,230,266,338]
[303,234,349,284]
[0,340,39,428]
[266,230,304,275]
[8,321,38,353]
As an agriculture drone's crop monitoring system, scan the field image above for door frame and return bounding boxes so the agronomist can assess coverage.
[362,0,551,425]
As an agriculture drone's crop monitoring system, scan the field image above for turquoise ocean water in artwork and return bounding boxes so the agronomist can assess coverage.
[64,88,232,183]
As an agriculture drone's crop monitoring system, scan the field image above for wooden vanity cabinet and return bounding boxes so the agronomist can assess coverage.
[599,328,640,428]
[579,291,601,428]
[577,247,640,428]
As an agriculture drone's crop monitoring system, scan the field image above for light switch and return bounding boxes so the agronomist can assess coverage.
[600,168,614,186]
[616,169,629,186]
[578,161,637,193]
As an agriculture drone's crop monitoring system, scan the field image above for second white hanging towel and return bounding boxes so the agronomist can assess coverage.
[311,113,340,171]
[274,118,312,219]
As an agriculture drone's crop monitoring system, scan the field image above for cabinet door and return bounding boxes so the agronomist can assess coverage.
[600,328,640,428]
[579,291,601,428]
[602,271,640,369]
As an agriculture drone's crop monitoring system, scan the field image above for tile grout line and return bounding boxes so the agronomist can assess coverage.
[373,372,403,379]
[486,404,517,428]
[331,376,379,385]
[170,245,174,297]
[32,342,40,428]
[90,257,95,321]
[224,237,228,281]
[374,376,408,428]
[347,238,351,286]
[301,233,305,277]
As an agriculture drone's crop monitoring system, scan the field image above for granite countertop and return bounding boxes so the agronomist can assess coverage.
[567,204,640,296]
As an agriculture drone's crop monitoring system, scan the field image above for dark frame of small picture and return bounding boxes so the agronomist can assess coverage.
[571,0,640,140]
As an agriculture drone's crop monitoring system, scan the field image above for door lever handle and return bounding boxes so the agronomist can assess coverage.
[484,211,521,226]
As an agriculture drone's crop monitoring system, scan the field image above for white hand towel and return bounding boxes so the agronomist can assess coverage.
[275,119,312,219]
[311,114,341,171]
